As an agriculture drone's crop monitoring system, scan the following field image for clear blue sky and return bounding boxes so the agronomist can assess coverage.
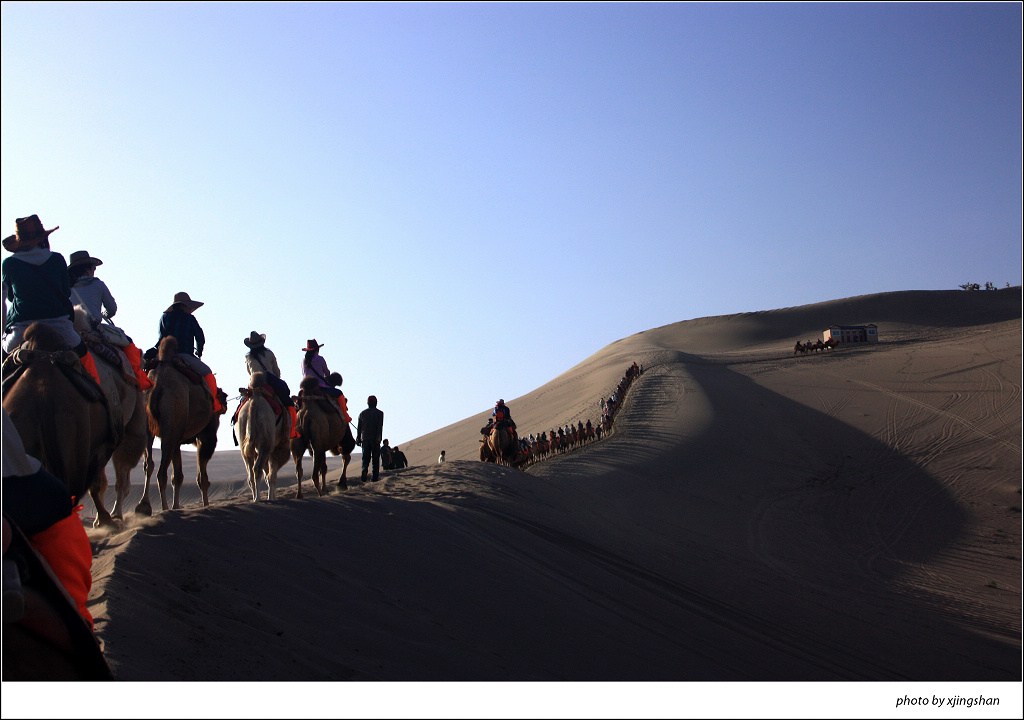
[3,2,1021,451]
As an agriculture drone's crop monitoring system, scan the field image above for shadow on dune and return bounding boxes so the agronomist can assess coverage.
[516,352,1018,680]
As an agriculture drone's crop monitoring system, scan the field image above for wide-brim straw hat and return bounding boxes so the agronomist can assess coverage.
[166,291,204,313]
[302,339,324,352]
[2,215,60,253]
[244,331,266,348]
[68,250,103,269]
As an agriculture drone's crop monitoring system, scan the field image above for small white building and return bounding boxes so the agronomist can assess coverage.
[824,324,878,344]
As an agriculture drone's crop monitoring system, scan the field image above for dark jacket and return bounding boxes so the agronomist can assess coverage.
[356,407,384,446]
[2,252,74,330]
[158,307,205,357]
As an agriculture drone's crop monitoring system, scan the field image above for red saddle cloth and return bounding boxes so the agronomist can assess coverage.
[234,385,284,423]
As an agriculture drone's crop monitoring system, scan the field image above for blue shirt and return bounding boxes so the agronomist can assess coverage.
[158,307,205,356]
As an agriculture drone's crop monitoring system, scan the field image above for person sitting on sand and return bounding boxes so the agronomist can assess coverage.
[391,445,408,469]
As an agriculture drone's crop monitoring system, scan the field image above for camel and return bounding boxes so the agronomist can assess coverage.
[602,414,613,434]
[291,377,355,497]
[482,421,517,466]
[72,308,149,526]
[3,323,117,519]
[236,371,292,501]
[479,438,495,463]
[138,336,224,514]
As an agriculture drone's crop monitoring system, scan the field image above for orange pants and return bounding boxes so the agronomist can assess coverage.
[122,342,153,390]
[204,373,224,413]
[288,406,300,438]
[80,351,102,386]
[29,507,94,630]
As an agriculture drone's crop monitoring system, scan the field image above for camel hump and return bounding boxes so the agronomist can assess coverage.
[299,377,320,395]
[249,371,266,389]
[158,335,178,361]
[22,322,66,352]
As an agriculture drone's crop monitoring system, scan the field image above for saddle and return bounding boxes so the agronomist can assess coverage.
[141,350,203,386]
[2,346,104,405]
[233,384,285,424]
[486,419,516,442]
[297,387,344,419]
[1,344,122,449]
[78,329,136,388]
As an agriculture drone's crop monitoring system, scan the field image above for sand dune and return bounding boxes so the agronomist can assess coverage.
[52,289,1022,711]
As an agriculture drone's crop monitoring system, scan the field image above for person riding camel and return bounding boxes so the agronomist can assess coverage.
[300,339,350,422]
[1,215,101,386]
[155,291,224,412]
[494,399,515,428]
[243,331,299,439]
[67,250,152,390]
[482,398,517,438]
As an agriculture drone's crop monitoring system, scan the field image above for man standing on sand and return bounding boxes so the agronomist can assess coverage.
[356,395,384,483]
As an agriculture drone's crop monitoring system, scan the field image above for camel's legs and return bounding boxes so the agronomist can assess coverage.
[314,450,327,496]
[168,448,184,510]
[266,463,278,502]
[294,452,305,499]
[244,453,259,501]
[196,455,211,506]
[337,454,350,490]
[89,470,116,528]
[195,434,214,507]
[137,439,155,516]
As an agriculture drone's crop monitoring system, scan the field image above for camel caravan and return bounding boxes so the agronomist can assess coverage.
[794,338,837,355]
[2,214,372,526]
[3,215,648,523]
[479,362,643,469]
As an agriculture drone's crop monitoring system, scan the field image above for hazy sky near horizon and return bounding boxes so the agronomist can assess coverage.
[3,2,1021,451]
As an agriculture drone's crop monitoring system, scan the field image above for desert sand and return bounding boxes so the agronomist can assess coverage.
[16,288,1023,715]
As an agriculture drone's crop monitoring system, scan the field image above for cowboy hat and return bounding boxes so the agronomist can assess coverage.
[301,339,324,352]
[165,291,204,313]
[2,215,60,253]
[67,250,103,269]
[244,331,266,348]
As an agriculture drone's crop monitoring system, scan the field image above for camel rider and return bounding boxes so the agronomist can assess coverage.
[494,399,515,429]
[1,215,102,386]
[156,291,224,412]
[243,331,298,439]
[300,339,350,422]
[483,399,517,437]
[67,250,152,391]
